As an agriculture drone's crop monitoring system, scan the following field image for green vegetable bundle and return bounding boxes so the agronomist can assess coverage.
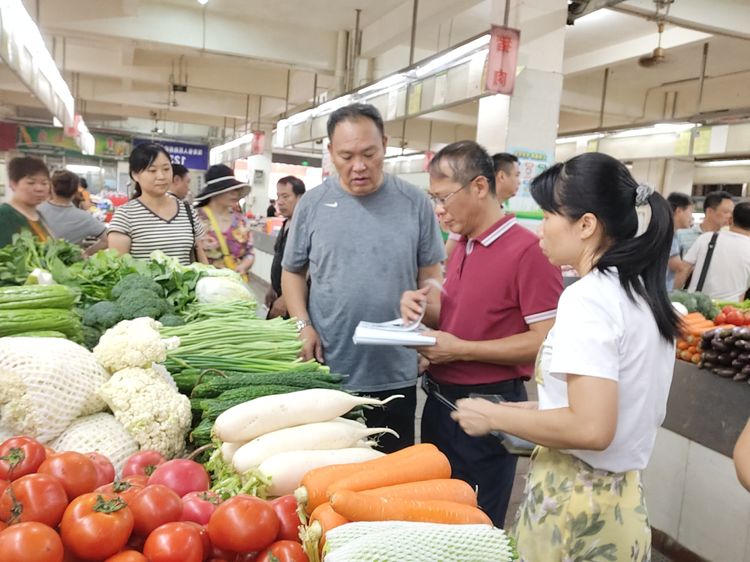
[0,231,82,287]
[0,285,82,341]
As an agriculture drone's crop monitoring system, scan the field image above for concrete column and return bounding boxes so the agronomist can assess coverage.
[476,0,567,217]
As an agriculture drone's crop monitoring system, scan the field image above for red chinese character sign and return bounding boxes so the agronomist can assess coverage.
[485,25,520,95]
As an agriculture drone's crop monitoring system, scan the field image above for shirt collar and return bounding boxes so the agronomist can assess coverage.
[465,215,517,254]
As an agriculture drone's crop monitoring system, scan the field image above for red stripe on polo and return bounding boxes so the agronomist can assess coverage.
[430,215,563,385]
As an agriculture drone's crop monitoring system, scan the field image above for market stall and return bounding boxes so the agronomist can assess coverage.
[0,234,518,561]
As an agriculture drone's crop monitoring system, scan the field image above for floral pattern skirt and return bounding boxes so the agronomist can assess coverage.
[512,447,651,562]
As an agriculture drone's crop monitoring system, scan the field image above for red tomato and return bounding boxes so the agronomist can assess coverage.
[256,541,307,562]
[96,479,145,505]
[0,436,46,481]
[209,544,236,560]
[182,521,211,557]
[86,453,115,488]
[181,490,223,525]
[727,309,744,326]
[38,452,98,501]
[0,473,69,526]
[104,552,147,562]
[208,495,279,554]
[0,521,5,532]
[234,555,259,562]
[129,484,183,536]
[122,451,166,478]
[149,459,210,498]
[142,522,205,562]
[123,474,149,487]
[125,532,146,552]
[270,496,301,542]
[715,312,727,325]
[0,479,8,498]
[60,493,134,560]
[0,521,64,562]
[722,305,735,314]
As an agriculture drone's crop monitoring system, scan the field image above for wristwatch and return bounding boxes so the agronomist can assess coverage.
[295,319,311,331]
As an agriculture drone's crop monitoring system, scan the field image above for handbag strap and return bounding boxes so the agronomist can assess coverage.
[695,232,719,293]
[203,207,232,260]
[183,201,196,246]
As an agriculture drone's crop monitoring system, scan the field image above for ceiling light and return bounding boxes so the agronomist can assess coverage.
[415,35,490,78]
[555,133,604,145]
[697,159,750,167]
[197,0,209,5]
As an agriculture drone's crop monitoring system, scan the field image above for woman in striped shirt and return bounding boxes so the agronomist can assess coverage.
[109,143,207,265]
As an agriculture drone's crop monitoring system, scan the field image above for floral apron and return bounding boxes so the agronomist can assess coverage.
[511,351,652,562]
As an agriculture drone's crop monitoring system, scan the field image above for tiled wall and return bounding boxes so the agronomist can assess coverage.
[643,428,750,562]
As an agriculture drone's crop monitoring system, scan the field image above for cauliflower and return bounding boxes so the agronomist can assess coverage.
[94,318,180,373]
[97,366,191,459]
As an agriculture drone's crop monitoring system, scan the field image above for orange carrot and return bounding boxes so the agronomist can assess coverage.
[298,443,441,514]
[309,503,348,547]
[329,490,492,525]
[325,446,451,499]
[360,479,477,506]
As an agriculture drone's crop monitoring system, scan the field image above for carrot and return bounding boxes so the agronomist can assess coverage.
[360,479,477,506]
[297,443,441,514]
[329,490,492,525]
[301,503,349,562]
[325,447,451,499]
[683,312,707,323]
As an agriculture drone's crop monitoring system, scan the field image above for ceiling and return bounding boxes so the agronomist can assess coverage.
[1,0,748,151]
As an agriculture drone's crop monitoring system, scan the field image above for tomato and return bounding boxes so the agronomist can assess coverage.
[209,544,236,560]
[38,452,98,501]
[181,490,223,525]
[104,551,148,562]
[715,312,727,325]
[129,484,183,536]
[182,521,211,557]
[0,521,64,562]
[143,522,205,562]
[86,453,115,488]
[149,459,210,498]
[123,474,149,487]
[0,436,46,481]
[270,496,301,542]
[256,541,307,562]
[125,532,146,552]
[122,451,166,478]
[233,555,259,562]
[0,479,8,498]
[60,493,134,560]
[208,495,279,553]
[96,479,145,505]
[0,473,69,526]
[722,305,735,314]
[727,309,744,326]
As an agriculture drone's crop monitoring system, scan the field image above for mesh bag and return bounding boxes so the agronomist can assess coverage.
[51,413,139,475]
[0,337,110,443]
[324,522,517,562]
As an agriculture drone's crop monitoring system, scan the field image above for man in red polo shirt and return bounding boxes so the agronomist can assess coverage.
[401,140,562,527]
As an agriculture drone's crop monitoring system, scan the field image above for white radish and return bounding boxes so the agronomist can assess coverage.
[220,441,245,463]
[214,389,403,443]
[232,420,398,473]
[259,447,385,497]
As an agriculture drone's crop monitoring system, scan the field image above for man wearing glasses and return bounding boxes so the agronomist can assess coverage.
[401,140,562,528]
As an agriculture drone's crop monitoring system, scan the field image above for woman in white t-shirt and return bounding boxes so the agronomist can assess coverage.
[452,152,679,561]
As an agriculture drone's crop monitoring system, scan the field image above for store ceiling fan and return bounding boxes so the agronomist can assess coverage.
[638,0,674,68]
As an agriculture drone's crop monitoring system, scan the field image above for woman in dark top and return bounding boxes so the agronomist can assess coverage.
[0,156,52,248]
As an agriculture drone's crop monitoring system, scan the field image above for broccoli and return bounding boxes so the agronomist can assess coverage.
[158,313,185,327]
[111,274,164,300]
[116,288,169,320]
[82,301,122,330]
[669,290,698,312]
[83,325,102,350]
[693,291,718,320]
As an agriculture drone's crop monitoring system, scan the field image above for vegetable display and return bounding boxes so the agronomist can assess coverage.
[699,325,750,382]
[670,290,719,320]
[0,285,82,341]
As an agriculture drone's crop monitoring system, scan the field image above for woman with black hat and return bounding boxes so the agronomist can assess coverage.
[195,164,254,281]
[109,142,208,265]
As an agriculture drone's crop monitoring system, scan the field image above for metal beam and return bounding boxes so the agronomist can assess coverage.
[567,0,628,24]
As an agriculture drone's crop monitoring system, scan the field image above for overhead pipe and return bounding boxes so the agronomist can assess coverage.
[598,67,610,129]
[409,0,419,65]
[568,0,628,24]
[335,30,348,95]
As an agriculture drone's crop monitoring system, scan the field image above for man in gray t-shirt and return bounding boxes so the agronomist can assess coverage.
[282,103,445,452]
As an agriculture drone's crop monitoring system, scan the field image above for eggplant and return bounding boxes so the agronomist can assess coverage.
[701,331,716,348]
[712,339,729,352]
[738,327,750,341]
[717,353,733,366]
[732,326,745,336]
[731,358,745,370]
[700,360,716,371]
[713,367,737,378]
[702,351,720,363]
[725,336,737,346]
[730,350,739,359]
[719,328,735,338]
[734,340,750,352]
[738,353,750,363]
[733,372,749,382]
[742,363,750,376]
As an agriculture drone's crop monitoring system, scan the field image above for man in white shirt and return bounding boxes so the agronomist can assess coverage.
[683,201,750,302]
[676,190,733,255]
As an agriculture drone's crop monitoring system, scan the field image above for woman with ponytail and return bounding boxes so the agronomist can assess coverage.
[109,142,207,265]
[452,152,678,561]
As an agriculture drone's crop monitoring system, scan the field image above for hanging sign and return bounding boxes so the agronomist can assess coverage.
[485,25,521,95]
[133,138,209,170]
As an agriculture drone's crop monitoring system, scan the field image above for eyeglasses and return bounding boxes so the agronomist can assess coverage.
[428,176,479,208]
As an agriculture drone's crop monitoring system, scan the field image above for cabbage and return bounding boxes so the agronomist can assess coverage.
[196,276,253,304]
